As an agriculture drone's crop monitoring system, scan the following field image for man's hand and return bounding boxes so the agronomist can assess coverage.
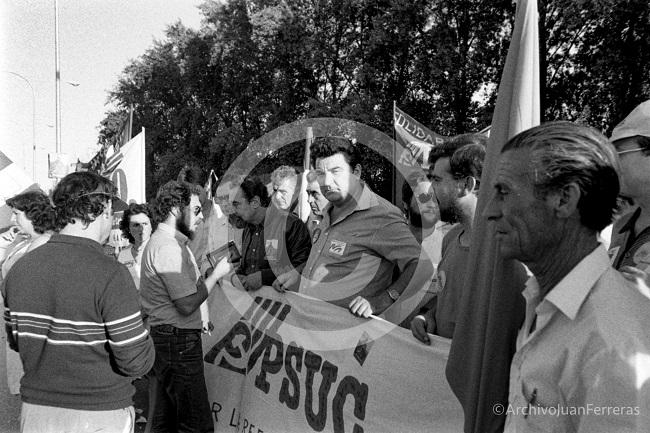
[239,271,263,292]
[410,314,435,345]
[349,296,374,318]
[272,270,299,293]
[0,227,20,247]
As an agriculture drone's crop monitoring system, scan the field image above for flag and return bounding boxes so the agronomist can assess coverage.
[393,104,445,205]
[445,1,539,432]
[296,127,313,222]
[0,149,39,229]
[103,128,146,204]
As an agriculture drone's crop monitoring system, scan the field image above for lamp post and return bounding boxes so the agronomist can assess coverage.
[54,0,61,154]
[5,71,36,179]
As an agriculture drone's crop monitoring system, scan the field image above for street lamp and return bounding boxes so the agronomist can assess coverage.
[5,71,36,179]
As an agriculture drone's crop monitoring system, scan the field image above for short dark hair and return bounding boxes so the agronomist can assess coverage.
[119,203,155,244]
[429,133,488,169]
[6,190,57,234]
[238,176,270,207]
[153,181,192,223]
[310,137,360,169]
[450,143,486,182]
[502,121,619,232]
[52,172,117,228]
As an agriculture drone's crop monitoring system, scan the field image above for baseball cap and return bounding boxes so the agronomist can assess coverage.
[610,100,650,143]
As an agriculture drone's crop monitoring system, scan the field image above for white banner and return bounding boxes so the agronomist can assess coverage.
[108,129,145,204]
[203,282,463,433]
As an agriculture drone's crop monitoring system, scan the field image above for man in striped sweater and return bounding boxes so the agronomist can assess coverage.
[3,171,155,433]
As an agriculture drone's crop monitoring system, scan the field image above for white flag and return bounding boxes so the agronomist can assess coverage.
[106,129,146,204]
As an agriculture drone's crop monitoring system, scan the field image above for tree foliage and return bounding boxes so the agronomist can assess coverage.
[99,0,650,200]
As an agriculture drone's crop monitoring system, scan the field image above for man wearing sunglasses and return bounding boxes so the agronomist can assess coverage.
[608,100,650,288]
[401,173,452,266]
[3,172,155,432]
[140,180,232,432]
[412,134,493,340]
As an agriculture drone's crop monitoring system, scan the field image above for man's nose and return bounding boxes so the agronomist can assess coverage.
[483,193,500,221]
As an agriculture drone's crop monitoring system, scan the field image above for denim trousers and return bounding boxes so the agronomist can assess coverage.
[149,325,214,433]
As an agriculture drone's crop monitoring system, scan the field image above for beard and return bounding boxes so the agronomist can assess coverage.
[176,213,194,239]
[439,201,462,224]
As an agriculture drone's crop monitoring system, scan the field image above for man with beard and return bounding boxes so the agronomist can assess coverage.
[411,134,487,340]
[140,181,232,433]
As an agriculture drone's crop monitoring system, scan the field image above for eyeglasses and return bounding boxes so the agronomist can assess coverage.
[617,148,645,156]
[192,206,203,216]
[416,192,434,203]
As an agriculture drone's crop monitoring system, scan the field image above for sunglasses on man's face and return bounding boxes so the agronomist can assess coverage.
[415,192,434,203]
[192,206,203,216]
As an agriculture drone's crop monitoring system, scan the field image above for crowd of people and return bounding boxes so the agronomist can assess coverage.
[1,100,650,432]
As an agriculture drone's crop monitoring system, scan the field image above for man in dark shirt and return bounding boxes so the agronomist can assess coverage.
[231,176,311,291]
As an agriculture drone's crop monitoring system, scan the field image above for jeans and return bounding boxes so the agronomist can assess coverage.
[149,325,214,433]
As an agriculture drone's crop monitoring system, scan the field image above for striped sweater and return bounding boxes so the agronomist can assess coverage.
[3,234,154,410]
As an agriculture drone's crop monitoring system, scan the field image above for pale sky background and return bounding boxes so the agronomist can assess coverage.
[1,0,204,189]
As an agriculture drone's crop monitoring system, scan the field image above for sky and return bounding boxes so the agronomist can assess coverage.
[1,0,204,189]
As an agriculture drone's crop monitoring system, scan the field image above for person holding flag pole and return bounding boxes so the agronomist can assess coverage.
[445,0,538,431]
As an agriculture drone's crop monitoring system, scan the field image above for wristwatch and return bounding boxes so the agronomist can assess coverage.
[387,288,400,302]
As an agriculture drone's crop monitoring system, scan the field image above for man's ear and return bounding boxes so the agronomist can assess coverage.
[353,164,362,178]
[250,196,261,209]
[553,182,581,220]
[460,176,478,196]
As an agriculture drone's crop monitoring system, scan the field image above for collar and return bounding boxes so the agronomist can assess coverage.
[617,206,641,234]
[537,245,610,320]
[157,222,189,245]
[49,233,104,252]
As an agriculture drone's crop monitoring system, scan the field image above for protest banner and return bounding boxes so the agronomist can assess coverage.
[203,281,463,433]
[392,104,444,205]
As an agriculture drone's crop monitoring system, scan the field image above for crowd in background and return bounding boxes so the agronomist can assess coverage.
[1,101,650,432]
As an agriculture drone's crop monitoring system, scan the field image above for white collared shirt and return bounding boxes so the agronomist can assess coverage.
[505,246,650,433]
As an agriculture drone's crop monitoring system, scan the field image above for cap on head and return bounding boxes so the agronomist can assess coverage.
[610,100,650,143]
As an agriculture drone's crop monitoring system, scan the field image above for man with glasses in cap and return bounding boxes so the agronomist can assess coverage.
[3,171,155,432]
[608,100,650,288]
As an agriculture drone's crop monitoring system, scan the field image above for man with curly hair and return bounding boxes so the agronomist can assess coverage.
[3,171,155,432]
[140,180,232,433]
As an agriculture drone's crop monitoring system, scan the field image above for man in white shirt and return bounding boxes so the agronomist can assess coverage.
[484,121,650,432]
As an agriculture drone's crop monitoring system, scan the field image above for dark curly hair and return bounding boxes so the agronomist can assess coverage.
[119,203,155,244]
[310,136,360,169]
[152,181,192,224]
[6,190,57,234]
[52,172,118,229]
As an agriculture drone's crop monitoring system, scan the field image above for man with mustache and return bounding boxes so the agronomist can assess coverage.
[140,180,232,433]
